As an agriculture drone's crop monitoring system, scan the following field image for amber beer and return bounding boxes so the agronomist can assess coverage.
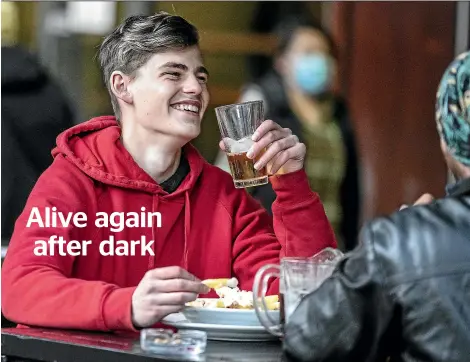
[215,100,267,188]
[226,151,268,188]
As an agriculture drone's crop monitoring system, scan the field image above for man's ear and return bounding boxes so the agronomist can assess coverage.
[110,71,133,104]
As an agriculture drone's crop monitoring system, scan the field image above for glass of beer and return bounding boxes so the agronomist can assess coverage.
[252,248,344,337]
[215,100,268,188]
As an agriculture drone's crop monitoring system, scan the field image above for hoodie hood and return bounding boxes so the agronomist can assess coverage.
[1,46,47,90]
[51,116,205,196]
[52,116,206,270]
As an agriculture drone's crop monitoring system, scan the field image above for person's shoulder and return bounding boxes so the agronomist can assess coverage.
[200,163,253,206]
[364,201,440,242]
[373,196,470,232]
[362,196,470,279]
[32,154,96,198]
[201,162,237,190]
[13,154,98,219]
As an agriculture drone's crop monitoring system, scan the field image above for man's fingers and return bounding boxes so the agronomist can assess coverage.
[414,193,434,206]
[400,193,434,211]
[153,305,185,317]
[252,120,283,141]
[269,143,305,174]
[151,292,199,306]
[131,304,184,328]
[269,150,292,175]
[247,130,291,159]
[153,279,210,294]
[253,136,299,170]
[146,266,199,281]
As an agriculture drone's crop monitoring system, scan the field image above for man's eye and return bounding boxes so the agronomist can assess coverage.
[164,72,181,79]
[197,76,208,84]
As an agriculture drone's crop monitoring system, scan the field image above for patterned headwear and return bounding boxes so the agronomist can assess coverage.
[436,51,470,166]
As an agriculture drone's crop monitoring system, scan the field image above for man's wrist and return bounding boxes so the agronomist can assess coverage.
[103,287,138,332]
[270,168,310,190]
[270,169,315,205]
[130,302,144,330]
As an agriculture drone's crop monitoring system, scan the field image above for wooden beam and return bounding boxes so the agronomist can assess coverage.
[208,85,241,106]
[199,31,278,56]
[81,31,278,56]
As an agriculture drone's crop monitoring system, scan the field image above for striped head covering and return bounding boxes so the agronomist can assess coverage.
[436,51,470,166]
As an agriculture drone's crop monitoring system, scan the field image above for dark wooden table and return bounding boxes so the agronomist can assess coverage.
[1,328,284,362]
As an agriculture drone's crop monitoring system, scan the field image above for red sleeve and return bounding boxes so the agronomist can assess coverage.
[270,169,337,257]
[1,156,137,332]
[229,169,337,295]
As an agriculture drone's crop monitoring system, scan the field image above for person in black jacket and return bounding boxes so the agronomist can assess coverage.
[215,16,361,251]
[1,3,76,243]
[283,51,470,362]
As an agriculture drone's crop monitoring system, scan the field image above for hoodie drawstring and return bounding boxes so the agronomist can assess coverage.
[183,191,191,270]
[148,192,190,271]
[149,194,158,270]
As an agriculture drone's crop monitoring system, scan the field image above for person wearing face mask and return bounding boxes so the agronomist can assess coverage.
[215,16,361,251]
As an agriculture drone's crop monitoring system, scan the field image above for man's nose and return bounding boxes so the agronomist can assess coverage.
[182,75,203,95]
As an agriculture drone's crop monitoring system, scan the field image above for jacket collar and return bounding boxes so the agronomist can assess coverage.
[446,177,470,197]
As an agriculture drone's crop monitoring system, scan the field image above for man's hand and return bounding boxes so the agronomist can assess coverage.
[400,193,435,210]
[131,266,210,329]
[219,120,306,175]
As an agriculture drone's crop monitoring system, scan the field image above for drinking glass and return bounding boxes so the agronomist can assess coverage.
[252,247,344,337]
[215,100,268,188]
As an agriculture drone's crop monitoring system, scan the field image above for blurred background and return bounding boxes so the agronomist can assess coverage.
[1,1,469,244]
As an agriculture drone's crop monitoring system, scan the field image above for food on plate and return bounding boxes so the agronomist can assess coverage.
[201,277,238,289]
[189,278,280,310]
[186,298,225,309]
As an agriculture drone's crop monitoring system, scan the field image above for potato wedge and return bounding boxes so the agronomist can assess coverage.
[202,277,238,289]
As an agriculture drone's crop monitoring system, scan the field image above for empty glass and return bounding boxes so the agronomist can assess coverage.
[215,100,268,188]
[252,247,344,337]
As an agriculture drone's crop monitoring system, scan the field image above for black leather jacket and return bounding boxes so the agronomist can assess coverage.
[284,178,470,362]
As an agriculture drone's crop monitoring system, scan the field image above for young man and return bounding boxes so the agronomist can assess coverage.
[2,13,336,332]
[283,51,470,362]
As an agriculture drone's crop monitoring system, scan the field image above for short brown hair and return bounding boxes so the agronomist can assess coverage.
[98,12,199,120]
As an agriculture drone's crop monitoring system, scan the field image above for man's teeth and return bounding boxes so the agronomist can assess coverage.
[172,104,199,113]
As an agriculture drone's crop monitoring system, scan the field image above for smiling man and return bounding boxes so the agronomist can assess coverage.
[2,13,336,332]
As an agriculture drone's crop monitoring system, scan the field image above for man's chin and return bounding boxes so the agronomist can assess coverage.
[176,124,201,142]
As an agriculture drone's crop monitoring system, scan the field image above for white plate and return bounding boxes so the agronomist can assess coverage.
[162,313,279,342]
[183,301,280,327]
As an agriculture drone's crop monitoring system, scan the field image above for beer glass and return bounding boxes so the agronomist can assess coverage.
[252,248,344,337]
[215,100,268,188]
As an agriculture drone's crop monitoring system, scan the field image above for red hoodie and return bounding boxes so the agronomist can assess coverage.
[2,116,336,332]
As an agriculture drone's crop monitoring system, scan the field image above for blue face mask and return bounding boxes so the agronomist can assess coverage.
[293,54,332,95]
